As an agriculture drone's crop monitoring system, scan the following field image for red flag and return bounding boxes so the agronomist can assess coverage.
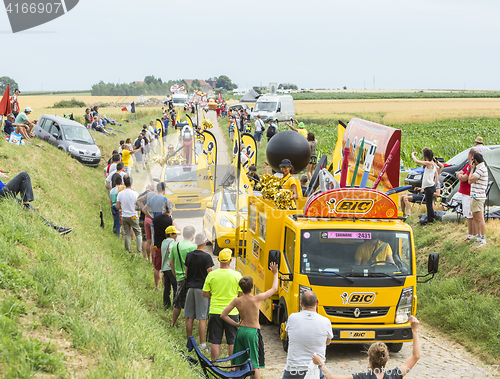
[0,85,12,116]
[218,92,222,102]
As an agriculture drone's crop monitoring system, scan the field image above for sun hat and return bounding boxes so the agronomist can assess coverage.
[475,136,484,144]
[194,233,208,246]
[279,159,292,168]
[24,107,33,112]
[165,225,181,235]
[218,248,232,263]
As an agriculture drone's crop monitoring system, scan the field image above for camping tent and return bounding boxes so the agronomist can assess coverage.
[483,148,500,206]
[446,148,500,206]
[240,90,260,103]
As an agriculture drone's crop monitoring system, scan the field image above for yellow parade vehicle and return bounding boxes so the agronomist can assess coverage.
[155,115,217,211]
[235,118,439,352]
[203,187,248,255]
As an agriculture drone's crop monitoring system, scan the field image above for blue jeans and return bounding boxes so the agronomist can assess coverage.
[111,206,121,235]
[282,369,325,379]
[0,172,34,203]
[254,130,263,142]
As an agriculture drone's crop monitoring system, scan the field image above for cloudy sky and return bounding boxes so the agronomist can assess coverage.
[2,0,499,91]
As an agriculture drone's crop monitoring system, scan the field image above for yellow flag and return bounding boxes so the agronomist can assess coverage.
[196,130,217,193]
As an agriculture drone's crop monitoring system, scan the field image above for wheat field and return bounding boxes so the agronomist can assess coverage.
[295,98,500,124]
[17,95,500,126]
[19,95,166,121]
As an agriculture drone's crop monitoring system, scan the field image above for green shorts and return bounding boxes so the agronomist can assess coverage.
[233,326,265,369]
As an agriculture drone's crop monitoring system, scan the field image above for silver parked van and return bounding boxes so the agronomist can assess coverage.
[34,115,101,167]
[250,94,295,122]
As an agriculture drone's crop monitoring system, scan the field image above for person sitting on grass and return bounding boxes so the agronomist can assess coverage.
[312,316,420,379]
[0,171,72,235]
[14,107,37,138]
[221,262,279,379]
[3,113,31,139]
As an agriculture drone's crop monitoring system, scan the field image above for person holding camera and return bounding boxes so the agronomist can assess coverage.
[468,152,488,247]
[411,148,442,223]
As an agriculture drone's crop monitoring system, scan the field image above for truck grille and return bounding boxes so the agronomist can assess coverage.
[175,203,201,209]
[324,306,389,318]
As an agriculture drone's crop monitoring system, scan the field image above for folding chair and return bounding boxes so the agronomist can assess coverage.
[186,336,254,379]
[484,181,494,222]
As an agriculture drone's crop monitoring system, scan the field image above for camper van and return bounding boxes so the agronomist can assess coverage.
[250,94,295,122]
[172,93,188,108]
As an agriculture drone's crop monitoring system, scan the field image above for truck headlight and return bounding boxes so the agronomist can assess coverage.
[220,216,235,228]
[164,187,173,195]
[395,287,413,324]
[413,174,422,181]
[68,145,77,154]
[299,285,312,311]
[201,189,212,194]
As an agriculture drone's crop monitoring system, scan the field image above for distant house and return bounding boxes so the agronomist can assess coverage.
[206,77,217,90]
[183,79,213,92]
[133,81,145,86]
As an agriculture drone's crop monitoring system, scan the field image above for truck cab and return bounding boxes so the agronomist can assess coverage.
[236,188,438,352]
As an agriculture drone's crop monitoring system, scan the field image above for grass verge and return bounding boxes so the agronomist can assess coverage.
[0,112,197,377]
[411,216,500,364]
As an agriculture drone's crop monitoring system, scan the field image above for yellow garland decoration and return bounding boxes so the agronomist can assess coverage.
[202,119,214,129]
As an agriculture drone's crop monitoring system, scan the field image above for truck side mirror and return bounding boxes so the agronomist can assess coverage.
[428,253,439,274]
[268,250,281,270]
[417,253,439,283]
[153,177,160,182]
[206,202,214,209]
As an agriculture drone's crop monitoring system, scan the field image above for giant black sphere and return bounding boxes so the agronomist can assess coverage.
[266,130,311,173]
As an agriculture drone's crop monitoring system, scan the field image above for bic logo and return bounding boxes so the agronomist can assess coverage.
[5,1,79,33]
[335,199,374,214]
[349,331,367,338]
[341,292,375,305]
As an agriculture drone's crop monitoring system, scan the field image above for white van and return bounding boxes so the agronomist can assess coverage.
[250,94,295,122]
[172,93,188,107]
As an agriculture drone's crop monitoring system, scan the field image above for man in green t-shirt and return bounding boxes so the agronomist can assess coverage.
[14,107,37,138]
[202,248,242,360]
[169,225,196,327]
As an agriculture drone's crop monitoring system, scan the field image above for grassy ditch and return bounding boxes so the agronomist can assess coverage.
[0,113,196,377]
[410,216,500,364]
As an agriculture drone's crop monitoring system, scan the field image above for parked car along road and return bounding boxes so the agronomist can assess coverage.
[34,115,101,167]
[228,103,251,113]
[404,145,500,198]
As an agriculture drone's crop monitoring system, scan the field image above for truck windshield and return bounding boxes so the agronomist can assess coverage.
[221,192,248,212]
[254,102,277,112]
[300,230,412,277]
[164,166,197,182]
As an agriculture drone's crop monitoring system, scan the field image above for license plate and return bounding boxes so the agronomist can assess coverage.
[340,331,375,339]
[183,198,194,202]
[81,157,93,162]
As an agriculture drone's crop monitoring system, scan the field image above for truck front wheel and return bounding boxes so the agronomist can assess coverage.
[280,314,289,352]
[388,343,403,353]
[212,228,221,256]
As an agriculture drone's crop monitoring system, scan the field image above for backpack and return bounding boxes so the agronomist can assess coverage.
[267,123,277,137]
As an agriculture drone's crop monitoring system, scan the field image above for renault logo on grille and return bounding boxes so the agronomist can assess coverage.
[354,308,361,318]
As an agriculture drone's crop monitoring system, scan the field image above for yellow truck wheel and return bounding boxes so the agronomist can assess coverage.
[279,316,289,352]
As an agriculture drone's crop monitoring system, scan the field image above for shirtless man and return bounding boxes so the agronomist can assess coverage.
[221,262,278,379]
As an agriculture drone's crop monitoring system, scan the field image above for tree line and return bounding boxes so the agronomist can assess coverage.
[90,75,237,96]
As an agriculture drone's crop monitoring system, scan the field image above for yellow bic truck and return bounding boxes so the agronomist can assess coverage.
[236,187,439,352]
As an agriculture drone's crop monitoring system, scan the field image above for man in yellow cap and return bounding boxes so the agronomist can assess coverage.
[202,248,242,360]
[161,225,180,309]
